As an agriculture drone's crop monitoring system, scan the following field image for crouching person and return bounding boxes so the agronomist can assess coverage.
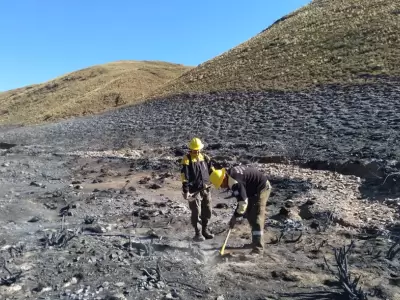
[209,165,272,255]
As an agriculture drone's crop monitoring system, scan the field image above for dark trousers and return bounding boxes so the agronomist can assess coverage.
[188,189,212,229]
[246,181,272,253]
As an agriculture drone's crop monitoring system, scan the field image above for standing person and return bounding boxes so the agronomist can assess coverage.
[209,165,272,255]
[181,137,215,241]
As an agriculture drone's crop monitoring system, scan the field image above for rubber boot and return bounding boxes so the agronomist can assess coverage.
[193,227,205,242]
[202,225,214,240]
[250,235,264,256]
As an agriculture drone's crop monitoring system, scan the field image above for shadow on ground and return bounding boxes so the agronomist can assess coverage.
[279,291,346,300]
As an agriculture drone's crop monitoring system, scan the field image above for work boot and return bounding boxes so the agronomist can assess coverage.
[249,247,263,256]
[193,228,205,242]
[202,226,214,239]
[250,235,264,255]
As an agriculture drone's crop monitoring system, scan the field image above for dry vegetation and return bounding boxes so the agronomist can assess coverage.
[148,0,400,98]
[0,61,191,125]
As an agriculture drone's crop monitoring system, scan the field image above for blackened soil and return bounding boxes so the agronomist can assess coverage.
[0,81,399,164]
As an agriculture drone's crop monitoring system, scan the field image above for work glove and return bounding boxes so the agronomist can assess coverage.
[182,191,190,200]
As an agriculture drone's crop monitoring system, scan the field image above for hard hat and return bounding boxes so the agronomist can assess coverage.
[209,168,226,188]
[188,137,204,150]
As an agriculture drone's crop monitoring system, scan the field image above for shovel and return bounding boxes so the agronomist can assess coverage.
[219,228,232,256]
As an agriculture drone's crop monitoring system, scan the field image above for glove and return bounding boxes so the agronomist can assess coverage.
[182,191,190,200]
[229,216,237,229]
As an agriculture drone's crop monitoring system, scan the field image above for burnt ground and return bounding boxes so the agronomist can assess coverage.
[0,80,399,196]
[0,80,399,299]
[0,146,399,300]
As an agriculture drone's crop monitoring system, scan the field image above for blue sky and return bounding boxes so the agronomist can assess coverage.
[0,0,310,91]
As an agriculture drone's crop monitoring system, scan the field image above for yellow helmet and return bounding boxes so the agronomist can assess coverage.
[209,168,226,188]
[188,137,204,151]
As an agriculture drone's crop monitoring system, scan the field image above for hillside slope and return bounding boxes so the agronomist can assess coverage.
[0,61,191,125]
[149,0,400,98]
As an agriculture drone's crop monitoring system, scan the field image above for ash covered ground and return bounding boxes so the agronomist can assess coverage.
[0,81,400,299]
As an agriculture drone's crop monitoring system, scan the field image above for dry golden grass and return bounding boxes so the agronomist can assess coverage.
[0,61,191,125]
[148,0,400,98]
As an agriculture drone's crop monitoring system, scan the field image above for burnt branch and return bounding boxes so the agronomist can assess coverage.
[387,239,400,260]
[382,172,400,185]
[324,241,368,300]
[0,257,23,286]
[40,227,81,248]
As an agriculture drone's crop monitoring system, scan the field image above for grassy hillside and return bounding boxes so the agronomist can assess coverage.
[0,61,191,125]
[149,0,400,98]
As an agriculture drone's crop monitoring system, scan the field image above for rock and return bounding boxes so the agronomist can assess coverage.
[28,216,40,222]
[284,200,295,208]
[305,199,315,205]
[44,202,57,210]
[215,203,229,209]
[164,293,174,300]
[171,289,179,298]
[93,188,100,192]
[217,296,225,300]
[139,177,151,184]
[106,293,127,300]
[30,181,44,188]
[271,270,301,282]
[149,183,162,189]
[72,180,82,184]
[85,225,107,233]
[128,186,136,191]
[310,221,320,229]
[114,282,125,287]
[279,207,290,216]
[53,191,63,197]
[74,185,83,190]
[71,277,78,285]
[2,162,10,167]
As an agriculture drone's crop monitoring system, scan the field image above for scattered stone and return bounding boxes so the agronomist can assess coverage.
[217,296,225,300]
[44,202,57,210]
[112,282,125,288]
[215,203,229,209]
[128,186,136,191]
[74,185,83,190]
[85,224,107,233]
[106,294,127,300]
[284,200,295,208]
[164,293,174,300]
[305,199,315,205]
[28,216,40,223]
[279,207,290,216]
[72,180,82,184]
[1,162,10,167]
[84,215,97,224]
[93,188,100,192]
[310,221,320,229]
[271,270,301,282]
[149,183,162,189]
[139,177,151,184]
[171,289,180,298]
[53,190,63,197]
[30,181,45,188]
